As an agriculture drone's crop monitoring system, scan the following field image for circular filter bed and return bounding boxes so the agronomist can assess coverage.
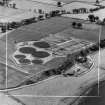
[32,59,43,65]
[19,47,36,54]
[14,54,26,59]
[33,41,50,48]
[32,51,50,58]
[18,58,31,64]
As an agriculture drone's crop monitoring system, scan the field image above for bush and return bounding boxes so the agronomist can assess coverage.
[89,44,99,52]
[1,26,6,33]
[57,2,62,7]
[77,23,82,29]
[88,14,95,22]
[10,22,21,28]
[100,40,105,48]
[72,22,76,28]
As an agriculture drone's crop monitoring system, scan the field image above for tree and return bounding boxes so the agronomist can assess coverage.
[89,8,93,13]
[96,0,99,4]
[95,16,99,22]
[100,40,105,48]
[1,25,6,33]
[88,14,95,22]
[2,0,9,6]
[77,23,82,29]
[80,50,88,57]
[89,44,99,52]
[57,1,62,7]
[13,3,16,9]
[72,22,77,28]
[73,9,79,14]
[102,18,105,25]
[76,56,87,63]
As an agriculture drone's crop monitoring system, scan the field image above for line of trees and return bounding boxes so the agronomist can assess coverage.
[72,22,83,29]
[88,14,105,25]
[88,14,99,22]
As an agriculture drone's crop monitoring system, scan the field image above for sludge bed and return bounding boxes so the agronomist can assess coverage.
[33,41,51,48]
[13,46,51,65]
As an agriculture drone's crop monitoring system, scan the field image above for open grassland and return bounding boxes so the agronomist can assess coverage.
[4,17,100,44]
[5,17,84,43]
[59,24,100,42]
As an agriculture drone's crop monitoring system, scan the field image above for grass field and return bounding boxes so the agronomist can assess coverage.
[5,17,85,43]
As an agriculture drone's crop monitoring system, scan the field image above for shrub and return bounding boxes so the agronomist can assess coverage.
[77,23,82,29]
[72,22,77,28]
